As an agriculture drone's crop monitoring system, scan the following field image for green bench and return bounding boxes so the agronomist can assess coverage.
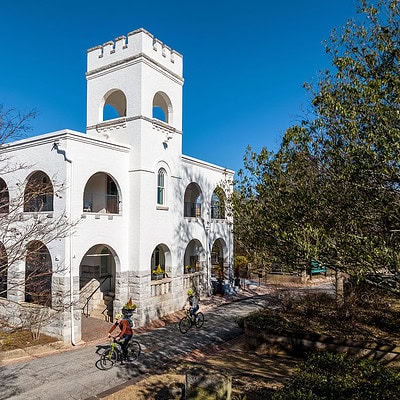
[308,260,327,278]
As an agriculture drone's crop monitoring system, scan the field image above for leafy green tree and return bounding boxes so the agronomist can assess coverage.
[234,0,400,283]
[304,0,400,276]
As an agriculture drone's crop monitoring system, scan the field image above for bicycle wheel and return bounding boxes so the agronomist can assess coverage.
[195,312,204,328]
[360,291,373,305]
[179,316,191,334]
[100,348,118,369]
[128,340,141,360]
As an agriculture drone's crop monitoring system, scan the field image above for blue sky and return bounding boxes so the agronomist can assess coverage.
[1,0,358,173]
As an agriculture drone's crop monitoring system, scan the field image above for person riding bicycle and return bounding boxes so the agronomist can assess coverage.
[108,313,133,360]
[187,289,199,321]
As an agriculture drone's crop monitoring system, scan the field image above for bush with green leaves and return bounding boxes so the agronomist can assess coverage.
[272,351,400,400]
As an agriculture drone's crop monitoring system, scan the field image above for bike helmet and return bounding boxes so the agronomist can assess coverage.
[187,289,194,296]
[115,313,123,320]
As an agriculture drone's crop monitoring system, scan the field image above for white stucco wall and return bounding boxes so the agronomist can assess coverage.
[0,28,234,342]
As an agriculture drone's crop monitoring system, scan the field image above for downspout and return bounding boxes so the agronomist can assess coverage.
[52,140,76,345]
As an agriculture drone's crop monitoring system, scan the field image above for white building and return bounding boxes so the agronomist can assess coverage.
[0,28,234,343]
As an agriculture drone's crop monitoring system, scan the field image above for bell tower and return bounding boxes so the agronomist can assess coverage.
[85,28,184,168]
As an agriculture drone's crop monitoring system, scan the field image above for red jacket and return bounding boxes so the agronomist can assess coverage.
[108,319,133,336]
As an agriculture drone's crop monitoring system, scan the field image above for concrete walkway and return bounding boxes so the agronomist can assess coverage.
[0,280,334,400]
[0,294,274,399]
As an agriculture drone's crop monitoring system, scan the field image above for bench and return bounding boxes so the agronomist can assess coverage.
[308,260,327,278]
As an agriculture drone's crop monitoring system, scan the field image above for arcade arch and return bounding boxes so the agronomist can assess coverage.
[102,89,127,121]
[152,91,172,124]
[83,172,121,214]
[184,183,202,218]
[24,171,54,212]
[25,241,52,306]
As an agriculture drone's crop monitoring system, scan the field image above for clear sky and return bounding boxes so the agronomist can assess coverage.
[0,0,358,173]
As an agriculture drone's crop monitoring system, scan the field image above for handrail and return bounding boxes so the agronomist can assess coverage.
[82,274,112,317]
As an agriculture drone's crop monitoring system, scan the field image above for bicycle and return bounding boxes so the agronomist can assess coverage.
[179,308,204,334]
[98,336,141,370]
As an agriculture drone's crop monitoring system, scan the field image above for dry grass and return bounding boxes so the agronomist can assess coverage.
[0,329,58,351]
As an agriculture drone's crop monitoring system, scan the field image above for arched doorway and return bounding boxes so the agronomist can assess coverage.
[79,244,117,321]
[211,239,225,279]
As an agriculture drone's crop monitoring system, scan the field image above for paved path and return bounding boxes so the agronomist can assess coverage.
[0,295,272,400]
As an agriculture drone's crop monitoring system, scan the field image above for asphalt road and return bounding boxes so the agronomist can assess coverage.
[0,295,271,400]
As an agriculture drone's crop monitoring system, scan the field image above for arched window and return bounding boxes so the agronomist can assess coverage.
[103,89,127,121]
[0,178,9,214]
[24,172,54,212]
[152,92,171,124]
[211,188,226,219]
[184,183,202,218]
[83,173,120,214]
[25,241,52,306]
[0,243,7,298]
[157,168,166,205]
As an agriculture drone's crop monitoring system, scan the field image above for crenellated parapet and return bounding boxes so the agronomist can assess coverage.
[87,28,183,77]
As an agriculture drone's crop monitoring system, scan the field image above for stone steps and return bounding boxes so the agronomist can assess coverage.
[88,296,113,322]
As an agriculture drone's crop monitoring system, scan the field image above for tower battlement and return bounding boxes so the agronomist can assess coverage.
[87,28,183,77]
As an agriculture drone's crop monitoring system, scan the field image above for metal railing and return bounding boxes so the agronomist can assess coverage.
[184,202,201,217]
[83,193,119,214]
[81,274,112,317]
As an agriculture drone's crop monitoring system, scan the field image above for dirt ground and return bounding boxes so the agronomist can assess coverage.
[0,328,59,351]
[101,335,299,400]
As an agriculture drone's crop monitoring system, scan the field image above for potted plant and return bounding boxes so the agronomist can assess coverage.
[152,264,165,280]
[185,265,195,274]
[122,298,137,317]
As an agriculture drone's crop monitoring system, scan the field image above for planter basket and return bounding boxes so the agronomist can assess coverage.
[122,307,136,317]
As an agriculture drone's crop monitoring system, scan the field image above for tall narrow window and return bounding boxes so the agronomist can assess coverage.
[157,168,166,205]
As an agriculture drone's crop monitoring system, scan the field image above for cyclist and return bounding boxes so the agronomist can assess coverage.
[108,313,133,361]
[187,289,199,321]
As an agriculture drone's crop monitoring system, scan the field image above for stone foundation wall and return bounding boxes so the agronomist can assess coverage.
[244,321,400,366]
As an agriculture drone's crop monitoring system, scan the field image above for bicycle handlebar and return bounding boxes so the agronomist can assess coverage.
[108,336,122,343]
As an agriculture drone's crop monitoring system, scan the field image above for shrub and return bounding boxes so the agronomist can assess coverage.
[272,352,400,400]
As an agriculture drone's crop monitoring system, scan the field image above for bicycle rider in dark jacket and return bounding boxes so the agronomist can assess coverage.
[108,313,133,360]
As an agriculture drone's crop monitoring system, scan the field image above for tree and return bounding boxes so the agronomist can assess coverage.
[234,0,400,287]
[0,106,73,338]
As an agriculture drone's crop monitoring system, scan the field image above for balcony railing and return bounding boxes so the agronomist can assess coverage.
[211,205,225,219]
[83,193,119,214]
[24,196,53,212]
[184,202,201,218]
